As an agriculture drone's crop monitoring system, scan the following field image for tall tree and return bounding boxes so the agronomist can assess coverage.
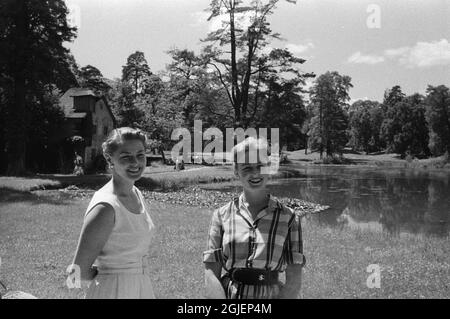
[308,71,352,158]
[114,83,145,128]
[380,93,429,157]
[424,85,450,156]
[0,0,77,175]
[258,74,308,151]
[348,100,383,153]
[166,48,206,126]
[26,89,66,172]
[122,51,152,98]
[382,85,405,114]
[201,0,310,127]
[368,106,385,151]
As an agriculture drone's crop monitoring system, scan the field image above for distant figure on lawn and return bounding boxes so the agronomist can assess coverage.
[73,152,84,176]
[203,137,305,299]
[70,127,156,299]
[174,157,185,171]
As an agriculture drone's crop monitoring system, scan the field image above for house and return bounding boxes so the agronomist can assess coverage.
[59,88,116,171]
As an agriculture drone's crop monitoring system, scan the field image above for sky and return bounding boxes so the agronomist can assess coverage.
[65,0,450,102]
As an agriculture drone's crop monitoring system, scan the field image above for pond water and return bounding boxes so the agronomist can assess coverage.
[207,166,450,238]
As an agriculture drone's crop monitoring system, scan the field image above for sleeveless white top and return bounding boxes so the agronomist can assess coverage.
[83,182,156,299]
[84,182,155,271]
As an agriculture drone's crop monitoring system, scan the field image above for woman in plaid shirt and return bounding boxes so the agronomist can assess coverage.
[203,137,305,299]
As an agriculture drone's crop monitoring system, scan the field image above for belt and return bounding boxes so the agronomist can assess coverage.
[229,268,279,286]
[97,256,150,276]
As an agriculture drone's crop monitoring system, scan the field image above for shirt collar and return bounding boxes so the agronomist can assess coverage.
[238,193,277,222]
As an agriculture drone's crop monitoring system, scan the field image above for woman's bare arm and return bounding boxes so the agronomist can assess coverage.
[204,262,226,299]
[72,203,115,281]
[279,264,302,299]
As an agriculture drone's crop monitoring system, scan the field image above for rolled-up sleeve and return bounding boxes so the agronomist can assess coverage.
[284,213,306,266]
[203,208,225,264]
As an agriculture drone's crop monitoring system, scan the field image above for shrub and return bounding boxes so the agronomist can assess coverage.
[322,154,351,164]
[405,154,414,163]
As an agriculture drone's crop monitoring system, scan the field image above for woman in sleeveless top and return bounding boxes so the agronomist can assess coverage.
[71,127,156,299]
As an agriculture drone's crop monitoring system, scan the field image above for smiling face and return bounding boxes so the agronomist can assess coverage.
[234,152,270,193]
[108,138,146,182]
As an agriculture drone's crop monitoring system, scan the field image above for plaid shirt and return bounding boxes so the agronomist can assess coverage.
[203,194,305,272]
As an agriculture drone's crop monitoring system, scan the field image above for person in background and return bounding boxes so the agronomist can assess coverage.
[203,137,305,299]
[73,151,84,176]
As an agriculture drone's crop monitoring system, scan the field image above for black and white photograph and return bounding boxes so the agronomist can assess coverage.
[0,0,449,302]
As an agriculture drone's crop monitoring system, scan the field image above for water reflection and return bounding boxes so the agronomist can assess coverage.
[210,167,450,238]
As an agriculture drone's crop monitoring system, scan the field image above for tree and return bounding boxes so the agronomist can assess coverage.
[424,85,450,156]
[380,93,429,157]
[348,100,383,153]
[258,75,308,151]
[382,85,405,114]
[26,89,66,172]
[308,71,352,158]
[113,51,155,128]
[165,48,207,127]
[368,106,385,151]
[0,0,77,175]
[114,83,145,127]
[201,0,310,127]
[122,51,152,98]
[78,65,111,96]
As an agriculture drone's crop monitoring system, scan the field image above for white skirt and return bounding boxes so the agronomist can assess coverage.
[85,273,155,299]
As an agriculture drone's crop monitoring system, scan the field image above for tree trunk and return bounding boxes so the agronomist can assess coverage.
[319,102,323,160]
[6,0,28,176]
[229,1,241,125]
[241,37,254,125]
[159,145,166,164]
[304,136,308,155]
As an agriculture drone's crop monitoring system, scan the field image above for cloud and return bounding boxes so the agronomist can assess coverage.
[384,47,410,58]
[350,97,369,104]
[384,39,450,68]
[285,42,314,54]
[347,51,385,65]
[347,39,450,68]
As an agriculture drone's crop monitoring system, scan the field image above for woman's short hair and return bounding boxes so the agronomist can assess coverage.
[102,127,147,157]
[231,136,270,169]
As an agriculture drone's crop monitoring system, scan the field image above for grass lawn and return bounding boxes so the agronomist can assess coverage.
[1,190,448,299]
[0,191,210,299]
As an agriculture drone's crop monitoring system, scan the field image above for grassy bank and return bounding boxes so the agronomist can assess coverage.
[0,166,233,193]
[0,163,307,193]
[0,190,448,299]
[287,149,450,169]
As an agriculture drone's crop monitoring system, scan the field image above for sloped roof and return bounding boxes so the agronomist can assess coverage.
[66,112,87,119]
[59,87,116,125]
[69,88,96,97]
